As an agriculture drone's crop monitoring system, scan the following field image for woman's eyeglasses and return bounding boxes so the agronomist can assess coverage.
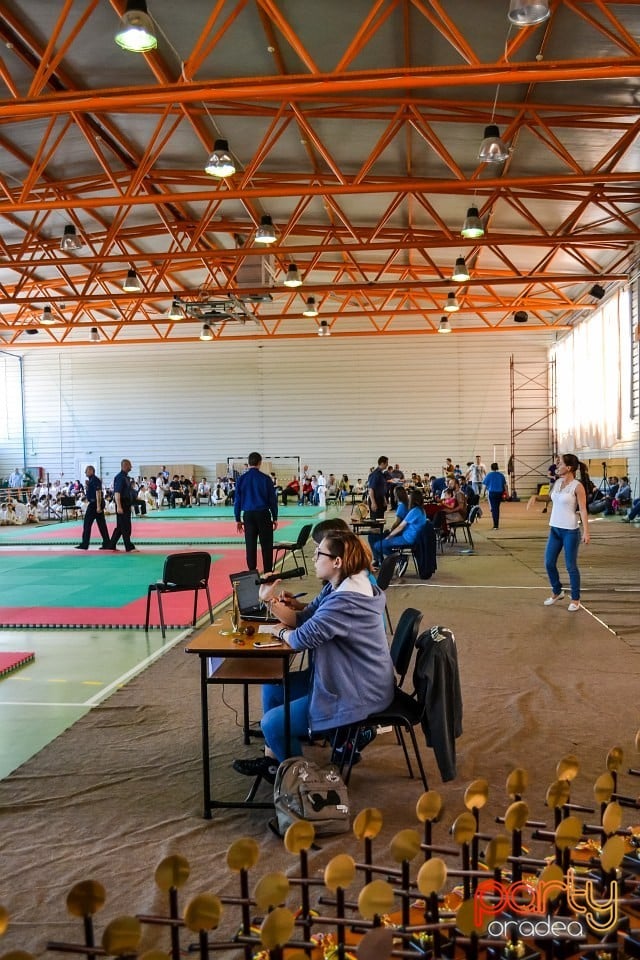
[314,549,337,559]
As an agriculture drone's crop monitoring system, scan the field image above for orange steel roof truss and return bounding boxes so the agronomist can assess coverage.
[0,0,639,347]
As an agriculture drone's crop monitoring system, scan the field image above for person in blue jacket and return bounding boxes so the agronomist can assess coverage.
[373,489,427,564]
[232,529,394,783]
[484,462,508,529]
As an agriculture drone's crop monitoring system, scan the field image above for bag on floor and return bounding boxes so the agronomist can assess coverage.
[272,756,350,837]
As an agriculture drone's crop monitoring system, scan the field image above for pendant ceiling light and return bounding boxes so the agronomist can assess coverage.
[166,299,184,320]
[200,323,213,341]
[255,215,277,244]
[451,257,470,282]
[41,305,55,325]
[89,327,100,342]
[283,263,302,287]
[115,0,158,52]
[438,316,452,334]
[461,206,485,239]
[513,311,529,323]
[60,224,83,252]
[302,297,318,317]
[443,292,460,313]
[123,268,142,292]
[478,125,509,163]
[204,139,236,178]
[508,0,550,26]
[317,320,331,337]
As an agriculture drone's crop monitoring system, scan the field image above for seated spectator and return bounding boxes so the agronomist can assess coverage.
[614,476,631,510]
[603,476,620,515]
[180,476,193,507]
[326,474,339,500]
[373,489,427,564]
[129,478,147,516]
[281,475,300,506]
[621,497,640,523]
[232,529,394,781]
[168,475,183,509]
[104,491,116,515]
[197,477,212,504]
[440,478,467,523]
[338,474,350,502]
[353,478,365,497]
[431,474,447,499]
[300,477,313,504]
[212,482,226,504]
[156,473,169,508]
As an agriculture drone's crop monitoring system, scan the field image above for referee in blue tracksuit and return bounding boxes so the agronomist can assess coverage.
[234,452,279,572]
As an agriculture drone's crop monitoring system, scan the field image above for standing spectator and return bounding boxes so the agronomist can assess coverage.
[367,456,389,520]
[75,465,111,550]
[469,455,487,497]
[316,470,327,506]
[106,459,136,552]
[234,452,278,572]
[8,467,23,490]
[484,462,508,530]
[543,454,590,611]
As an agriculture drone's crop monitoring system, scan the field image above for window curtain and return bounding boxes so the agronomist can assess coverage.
[554,289,631,451]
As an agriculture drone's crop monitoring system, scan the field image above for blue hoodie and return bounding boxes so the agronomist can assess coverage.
[288,580,394,733]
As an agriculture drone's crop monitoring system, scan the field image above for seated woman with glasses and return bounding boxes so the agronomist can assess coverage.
[232,528,394,784]
[372,489,427,565]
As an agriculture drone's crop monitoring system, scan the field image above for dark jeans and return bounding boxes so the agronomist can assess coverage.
[131,497,147,516]
[243,508,274,572]
[488,491,502,528]
[109,508,133,550]
[544,525,581,600]
[80,501,110,547]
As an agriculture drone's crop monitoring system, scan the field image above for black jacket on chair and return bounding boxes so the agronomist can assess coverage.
[413,520,437,579]
[413,626,463,781]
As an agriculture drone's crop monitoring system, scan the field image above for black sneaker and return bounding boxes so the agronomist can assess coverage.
[74,544,88,550]
[354,726,377,752]
[232,756,278,784]
[395,557,409,578]
[125,545,137,552]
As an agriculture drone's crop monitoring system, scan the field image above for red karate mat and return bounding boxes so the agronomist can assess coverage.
[0,548,254,630]
[0,652,35,678]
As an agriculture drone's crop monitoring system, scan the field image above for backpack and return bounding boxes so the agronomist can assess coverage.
[272,757,350,837]
[468,504,482,523]
[351,501,370,521]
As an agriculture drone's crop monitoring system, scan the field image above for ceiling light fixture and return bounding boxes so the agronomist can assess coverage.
[60,224,83,252]
[115,0,158,52]
[438,316,452,334]
[123,268,142,292]
[302,297,318,317]
[90,327,100,342]
[204,139,236,178]
[41,306,55,325]
[255,214,277,244]
[200,323,214,341]
[451,257,470,282]
[166,298,184,320]
[508,0,550,26]
[317,320,331,337]
[461,206,485,239]
[443,292,460,313]
[513,311,529,323]
[590,284,606,300]
[478,124,510,163]
[283,263,302,288]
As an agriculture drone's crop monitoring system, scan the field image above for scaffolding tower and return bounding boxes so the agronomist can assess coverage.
[509,355,557,499]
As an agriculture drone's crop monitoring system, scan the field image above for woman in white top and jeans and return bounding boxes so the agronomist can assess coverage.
[544,454,590,611]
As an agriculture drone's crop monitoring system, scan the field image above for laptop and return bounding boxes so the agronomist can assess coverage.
[229,570,279,623]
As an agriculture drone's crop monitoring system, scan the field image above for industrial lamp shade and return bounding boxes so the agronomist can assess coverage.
[200,323,214,341]
[204,139,236,178]
[461,206,485,239]
[438,316,451,334]
[166,299,184,320]
[115,0,158,52]
[317,320,331,337]
[590,284,606,300]
[513,311,529,323]
[508,0,550,26]
[255,215,277,244]
[41,306,55,325]
[478,125,509,163]
[123,268,142,292]
[283,263,302,287]
[302,296,318,317]
[90,327,100,342]
[60,224,83,251]
[451,257,470,282]
[443,292,460,313]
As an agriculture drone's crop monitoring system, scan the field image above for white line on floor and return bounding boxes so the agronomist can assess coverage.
[0,701,88,707]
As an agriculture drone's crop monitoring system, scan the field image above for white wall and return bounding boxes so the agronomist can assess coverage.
[7,333,555,494]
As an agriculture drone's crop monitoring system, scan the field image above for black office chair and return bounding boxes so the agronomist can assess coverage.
[447,505,475,549]
[334,607,428,788]
[145,551,213,638]
[273,523,313,574]
[375,554,399,632]
[60,495,79,520]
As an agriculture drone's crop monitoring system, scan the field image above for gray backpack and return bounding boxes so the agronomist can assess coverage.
[272,757,350,837]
